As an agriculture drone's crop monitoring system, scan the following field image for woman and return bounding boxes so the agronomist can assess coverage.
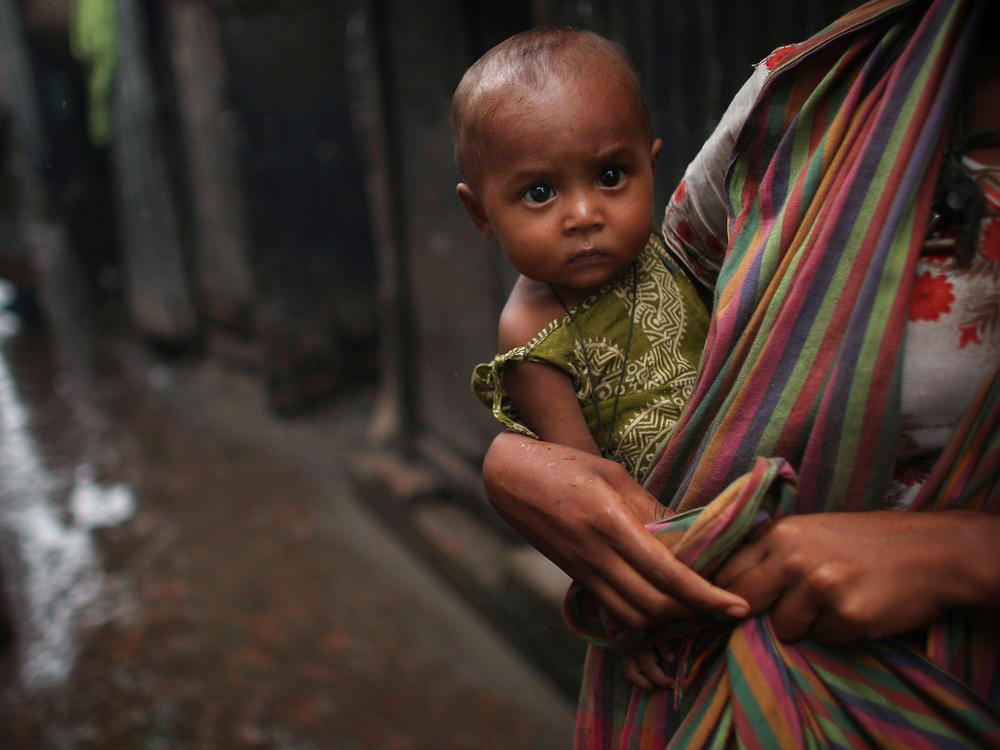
[482,0,1000,746]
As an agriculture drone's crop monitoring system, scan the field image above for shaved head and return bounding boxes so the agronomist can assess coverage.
[451,28,650,186]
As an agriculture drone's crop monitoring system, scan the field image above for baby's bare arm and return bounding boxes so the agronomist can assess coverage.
[497,275,600,454]
[503,360,600,455]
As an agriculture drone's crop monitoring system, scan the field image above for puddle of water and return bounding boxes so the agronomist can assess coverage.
[0,291,135,690]
[69,465,135,530]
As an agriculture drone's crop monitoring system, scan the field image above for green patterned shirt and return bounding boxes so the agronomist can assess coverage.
[472,230,710,480]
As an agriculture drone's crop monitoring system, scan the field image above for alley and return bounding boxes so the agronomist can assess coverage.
[0,272,574,749]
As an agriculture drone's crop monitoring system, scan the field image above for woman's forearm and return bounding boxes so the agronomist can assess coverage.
[937,510,1000,611]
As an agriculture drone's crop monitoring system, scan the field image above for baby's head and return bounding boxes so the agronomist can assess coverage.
[452,28,651,187]
[452,28,661,297]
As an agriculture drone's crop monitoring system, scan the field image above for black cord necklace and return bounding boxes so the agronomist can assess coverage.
[549,261,639,462]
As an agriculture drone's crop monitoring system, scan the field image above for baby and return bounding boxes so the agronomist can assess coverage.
[457,28,709,481]
[455,29,712,692]
[456,26,711,692]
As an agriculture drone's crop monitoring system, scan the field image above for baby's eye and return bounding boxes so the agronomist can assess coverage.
[523,184,555,204]
[598,167,625,188]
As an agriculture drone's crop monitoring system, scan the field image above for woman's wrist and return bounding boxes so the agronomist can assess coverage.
[937,510,1000,611]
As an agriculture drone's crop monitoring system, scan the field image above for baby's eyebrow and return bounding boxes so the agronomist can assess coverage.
[593,143,635,162]
[503,165,554,186]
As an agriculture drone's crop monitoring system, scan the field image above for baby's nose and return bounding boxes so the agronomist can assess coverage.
[563,191,603,232]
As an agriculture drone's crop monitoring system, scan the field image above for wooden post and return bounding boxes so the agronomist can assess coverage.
[344,0,415,449]
[165,0,256,359]
[0,0,48,290]
[0,0,49,177]
[112,0,198,342]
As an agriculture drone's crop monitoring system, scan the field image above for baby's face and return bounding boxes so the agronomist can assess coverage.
[464,70,659,299]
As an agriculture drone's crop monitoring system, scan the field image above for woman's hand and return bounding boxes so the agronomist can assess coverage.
[482,431,749,630]
[715,510,1000,643]
[622,643,676,691]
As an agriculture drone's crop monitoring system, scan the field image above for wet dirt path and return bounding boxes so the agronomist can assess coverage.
[0,297,574,749]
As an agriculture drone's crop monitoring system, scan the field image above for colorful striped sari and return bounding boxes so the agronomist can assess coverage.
[567,0,1000,746]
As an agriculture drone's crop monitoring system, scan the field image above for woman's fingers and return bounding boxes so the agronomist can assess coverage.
[717,513,971,643]
[574,533,746,629]
[611,475,752,618]
[608,514,750,620]
[630,647,675,689]
[715,549,788,616]
[767,577,828,642]
[555,460,749,625]
[622,653,654,691]
[721,543,838,642]
[582,573,667,630]
[714,538,770,589]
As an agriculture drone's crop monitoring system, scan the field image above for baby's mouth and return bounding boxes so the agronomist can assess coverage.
[569,248,604,263]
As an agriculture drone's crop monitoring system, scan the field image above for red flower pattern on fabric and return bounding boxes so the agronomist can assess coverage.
[706,233,724,256]
[922,254,950,265]
[981,218,1000,262]
[676,219,695,245]
[673,179,686,204]
[909,271,954,322]
[959,325,981,348]
[893,464,926,487]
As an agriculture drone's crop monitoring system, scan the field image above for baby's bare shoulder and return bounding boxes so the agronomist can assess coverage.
[498,277,564,351]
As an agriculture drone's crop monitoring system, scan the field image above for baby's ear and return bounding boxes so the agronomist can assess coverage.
[650,138,663,171]
[457,182,497,242]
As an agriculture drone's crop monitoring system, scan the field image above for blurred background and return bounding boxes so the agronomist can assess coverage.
[0,1,854,747]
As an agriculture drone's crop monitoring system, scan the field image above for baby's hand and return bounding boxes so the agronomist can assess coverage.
[622,643,676,691]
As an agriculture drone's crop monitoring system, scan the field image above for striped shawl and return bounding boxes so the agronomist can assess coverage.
[567,0,1000,746]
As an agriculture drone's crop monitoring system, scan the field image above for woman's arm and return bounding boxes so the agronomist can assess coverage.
[482,431,750,629]
[716,510,1000,643]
